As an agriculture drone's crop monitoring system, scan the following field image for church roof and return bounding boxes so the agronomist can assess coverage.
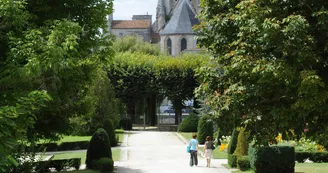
[160,0,199,35]
[112,20,151,29]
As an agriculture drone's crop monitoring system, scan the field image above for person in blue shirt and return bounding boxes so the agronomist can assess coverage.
[189,133,199,166]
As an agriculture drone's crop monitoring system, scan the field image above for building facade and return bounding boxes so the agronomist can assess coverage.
[156,0,201,56]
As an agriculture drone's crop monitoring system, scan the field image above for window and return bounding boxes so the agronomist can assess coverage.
[181,38,187,52]
[167,38,172,55]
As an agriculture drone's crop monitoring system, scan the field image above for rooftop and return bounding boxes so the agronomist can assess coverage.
[112,20,151,29]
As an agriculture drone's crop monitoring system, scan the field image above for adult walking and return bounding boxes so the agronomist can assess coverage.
[189,133,199,167]
[204,136,214,167]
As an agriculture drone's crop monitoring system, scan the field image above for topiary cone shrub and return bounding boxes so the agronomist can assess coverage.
[234,127,249,156]
[86,128,112,169]
[95,157,114,173]
[103,119,117,147]
[228,128,239,167]
[197,115,213,144]
[178,113,199,132]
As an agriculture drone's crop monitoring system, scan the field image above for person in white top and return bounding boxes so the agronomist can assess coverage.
[204,136,214,167]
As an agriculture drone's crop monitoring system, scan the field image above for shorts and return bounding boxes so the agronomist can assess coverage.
[205,149,213,159]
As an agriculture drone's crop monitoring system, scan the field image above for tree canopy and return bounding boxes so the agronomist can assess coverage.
[0,0,114,169]
[196,0,328,146]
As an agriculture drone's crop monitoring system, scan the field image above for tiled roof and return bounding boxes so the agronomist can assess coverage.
[112,20,151,29]
[160,0,199,35]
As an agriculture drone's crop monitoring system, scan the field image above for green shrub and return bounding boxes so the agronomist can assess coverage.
[119,118,132,130]
[94,157,114,173]
[197,115,213,144]
[237,156,250,171]
[249,145,295,173]
[228,154,238,168]
[86,128,112,169]
[178,113,199,132]
[103,119,117,147]
[234,127,249,156]
[227,129,239,154]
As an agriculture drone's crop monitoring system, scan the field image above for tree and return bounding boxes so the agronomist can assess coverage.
[196,0,328,146]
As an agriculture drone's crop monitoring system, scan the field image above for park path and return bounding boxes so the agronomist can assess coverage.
[115,131,231,173]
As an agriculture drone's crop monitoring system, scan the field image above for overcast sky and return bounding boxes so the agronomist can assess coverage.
[113,0,158,22]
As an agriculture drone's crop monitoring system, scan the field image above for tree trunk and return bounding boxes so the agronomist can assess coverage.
[147,94,157,126]
[173,99,183,125]
[127,102,136,123]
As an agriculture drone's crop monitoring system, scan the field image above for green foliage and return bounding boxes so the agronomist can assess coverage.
[228,129,239,154]
[296,152,328,163]
[237,156,251,171]
[119,118,133,130]
[178,114,199,132]
[197,115,213,144]
[228,154,238,168]
[234,128,249,156]
[103,120,117,147]
[196,0,328,146]
[86,129,112,169]
[113,35,160,55]
[94,157,114,173]
[249,145,295,173]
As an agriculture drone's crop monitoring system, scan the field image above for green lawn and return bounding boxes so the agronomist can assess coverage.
[229,163,328,173]
[53,149,121,163]
[179,132,194,141]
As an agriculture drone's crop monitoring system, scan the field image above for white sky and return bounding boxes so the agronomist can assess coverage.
[113,0,158,22]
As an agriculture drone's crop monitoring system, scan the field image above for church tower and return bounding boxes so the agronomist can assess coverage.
[156,0,166,31]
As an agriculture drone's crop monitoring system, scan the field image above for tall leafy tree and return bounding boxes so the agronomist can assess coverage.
[0,0,114,170]
[196,0,328,146]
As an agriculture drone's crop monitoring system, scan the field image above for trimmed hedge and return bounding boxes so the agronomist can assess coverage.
[227,128,239,167]
[23,141,90,152]
[249,145,295,173]
[34,158,81,172]
[86,128,112,169]
[178,113,199,132]
[119,118,132,130]
[197,115,213,144]
[237,156,250,171]
[228,154,238,168]
[234,127,248,156]
[94,157,114,173]
[295,151,328,163]
[103,119,118,147]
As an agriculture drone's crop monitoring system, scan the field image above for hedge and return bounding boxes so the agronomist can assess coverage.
[34,158,81,172]
[295,151,328,163]
[227,128,239,167]
[22,141,90,152]
[119,118,132,130]
[178,113,199,132]
[237,156,251,171]
[249,145,295,173]
[197,115,213,144]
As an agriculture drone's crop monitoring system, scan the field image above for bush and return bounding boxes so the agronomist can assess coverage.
[58,141,90,151]
[249,145,295,173]
[86,128,112,169]
[234,127,249,156]
[227,129,239,154]
[119,118,132,130]
[94,157,114,173]
[228,154,238,168]
[197,115,213,144]
[34,158,81,172]
[295,151,328,163]
[178,113,199,132]
[237,156,250,171]
[103,119,118,147]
